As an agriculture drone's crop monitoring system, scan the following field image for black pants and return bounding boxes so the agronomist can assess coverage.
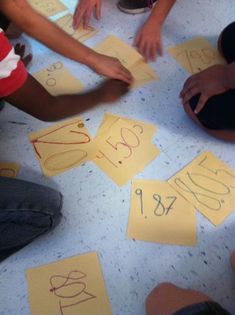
[189,22,235,130]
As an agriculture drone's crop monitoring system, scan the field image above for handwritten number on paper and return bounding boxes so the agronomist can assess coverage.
[173,155,235,211]
[176,48,217,73]
[49,270,96,315]
[135,189,177,217]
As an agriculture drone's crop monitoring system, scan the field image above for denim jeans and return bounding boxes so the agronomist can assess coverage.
[0,177,62,262]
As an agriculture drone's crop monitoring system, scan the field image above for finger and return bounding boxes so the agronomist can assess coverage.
[137,37,145,56]
[14,43,21,55]
[182,86,200,105]
[22,53,33,67]
[114,79,130,94]
[134,32,141,47]
[18,44,26,59]
[180,81,197,99]
[143,42,151,62]
[95,1,101,20]
[115,69,133,84]
[194,94,208,114]
[150,43,157,61]
[156,41,163,57]
[180,76,196,97]
[83,9,93,29]
[73,7,84,29]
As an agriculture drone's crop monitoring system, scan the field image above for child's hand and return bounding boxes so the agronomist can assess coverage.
[14,43,32,67]
[180,65,228,114]
[92,54,133,84]
[135,21,163,62]
[97,79,129,102]
[73,0,101,29]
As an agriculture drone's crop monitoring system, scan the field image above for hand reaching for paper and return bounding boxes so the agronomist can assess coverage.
[97,79,130,102]
[180,65,229,114]
[73,0,102,29]
[92,53,133,84]
[135,21,163,62]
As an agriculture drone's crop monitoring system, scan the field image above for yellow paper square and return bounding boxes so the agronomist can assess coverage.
[95,36,158,87]
[28,0,67,17]
[128,180,197,245]
[0,161,20,178]
[93,118,160,186]
[130,61,159,88]
[29,117,97,176]
[33,61,83,96]
[26,252,112,315]
[55,14,97,42]
[96,113,157,141]
[95,35,142,68]
[168,151,235,226]
[168,37,225,74]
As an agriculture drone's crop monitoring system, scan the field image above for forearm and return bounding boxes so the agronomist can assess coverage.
[147,0,176,26]
[0,0,97,67]
[47,91,103,121]
[225,62,235,90]
[5,75,103,122]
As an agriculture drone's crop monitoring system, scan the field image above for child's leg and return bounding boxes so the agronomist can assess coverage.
[146,282,211,315]
[5,74,129,121]
[0,177,62,262]
[184,22,235,141]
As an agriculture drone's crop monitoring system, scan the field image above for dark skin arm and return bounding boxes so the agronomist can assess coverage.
[180,63,235,113]
[5,75,129,122]
[0,0,132,83]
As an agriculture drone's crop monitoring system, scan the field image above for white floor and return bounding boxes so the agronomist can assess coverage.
[0,1,235,314]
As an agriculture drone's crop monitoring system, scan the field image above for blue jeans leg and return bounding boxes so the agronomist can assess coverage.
[0,177,62,261]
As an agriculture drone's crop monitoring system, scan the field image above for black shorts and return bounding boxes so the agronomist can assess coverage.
[173,301,231,315]
[189,22,235,130]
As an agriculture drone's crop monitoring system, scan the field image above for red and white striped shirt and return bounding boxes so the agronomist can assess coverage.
[0,28,27,97]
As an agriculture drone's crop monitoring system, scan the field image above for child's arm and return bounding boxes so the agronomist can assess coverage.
[135,0,176,61]
[0,0,132,83]
[5,75,129,121]
[180,63,235,114]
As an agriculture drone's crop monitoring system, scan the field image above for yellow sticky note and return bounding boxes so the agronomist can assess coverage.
[168,37,225,74]
[0,162,20,178]
[95,36,158,87]
[55,14,97,42]
[128,180,197,245]
[96,113,157,141]
[26,252,112,315]
[33,61,83,96]
[28,0,67,17]
[168,151,235,226]
[93,118,160,186]
[95,35,142,68]
[29,117,97,176]
[130,61,159,88]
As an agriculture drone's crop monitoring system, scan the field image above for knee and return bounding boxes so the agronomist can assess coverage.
[146,282,177,301]
[218,22,235,63]
[146,283,178,315]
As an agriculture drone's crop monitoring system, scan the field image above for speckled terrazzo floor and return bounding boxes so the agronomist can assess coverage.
[0,1,235,314]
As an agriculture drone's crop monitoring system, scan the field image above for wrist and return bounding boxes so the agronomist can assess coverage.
[146,15,162,28]
[82,50,99,68]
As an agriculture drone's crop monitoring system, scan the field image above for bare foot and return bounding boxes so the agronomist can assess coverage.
[230,251,235,272]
